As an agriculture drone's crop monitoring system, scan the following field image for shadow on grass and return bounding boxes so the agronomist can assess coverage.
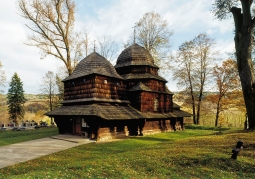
[185,124,231,131]
[128,136,174,142]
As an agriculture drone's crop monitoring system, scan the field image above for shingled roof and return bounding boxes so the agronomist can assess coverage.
[141,112,178,119]
[63,52,123,81]
[173,110,192,117]
[115,43,159,68]
[129,82,153,92]
[46,103,191,120]
[173,102,181,109]
[121,73,167,82]
[46,104,144,120]
[61,98,130,104]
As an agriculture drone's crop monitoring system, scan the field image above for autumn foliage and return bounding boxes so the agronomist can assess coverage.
[206,60,241,126]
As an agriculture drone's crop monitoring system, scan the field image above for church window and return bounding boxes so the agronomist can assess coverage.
[154,99,159,111]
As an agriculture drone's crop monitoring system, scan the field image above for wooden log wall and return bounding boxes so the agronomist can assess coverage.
[142,120,168,135]
[142,120,181,135]
[141,92,158,112]
[64,75,128,101]
[97,127,127,141]
[165,95,172,112]
[140,92,173,112]
[143,79,165,92]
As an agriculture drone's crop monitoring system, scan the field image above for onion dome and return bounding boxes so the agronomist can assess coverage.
[115,43,158,68]
[63,52,123,81]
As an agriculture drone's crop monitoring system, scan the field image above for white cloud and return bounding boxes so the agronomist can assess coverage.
[0,1,64,93]
[0,0,237,93]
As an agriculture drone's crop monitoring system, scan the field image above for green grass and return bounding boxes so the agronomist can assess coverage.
[0,127,254,178]
[0,127,58,147]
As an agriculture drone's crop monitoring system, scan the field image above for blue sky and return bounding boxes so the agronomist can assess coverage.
[0,0,235,94]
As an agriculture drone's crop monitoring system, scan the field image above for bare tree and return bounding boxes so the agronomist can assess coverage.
[82,29,91,57]
[192,34,218,124]
[18,0,85,75]
[212,0,255,129]
[172,33,217,124]
[172,41,197,124]
[40,71,57,124]
[97,35,119,63]
[127,12,173,67]
[56,74,64,101]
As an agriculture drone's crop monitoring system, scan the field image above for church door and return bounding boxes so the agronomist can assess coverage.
[75,118,82,135]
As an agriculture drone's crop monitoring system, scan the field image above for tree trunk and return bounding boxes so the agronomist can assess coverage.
[190,93,196,124]
[197,89,204,125]
[189,76,197,124]
[215,100,220,127]
[196,99,201,125]
[192,101,196,124]
[232,4,255,129]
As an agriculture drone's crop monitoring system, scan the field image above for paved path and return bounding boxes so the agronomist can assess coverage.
[0,135,94,169]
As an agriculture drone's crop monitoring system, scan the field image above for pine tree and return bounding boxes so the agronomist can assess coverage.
[7,73,26,126]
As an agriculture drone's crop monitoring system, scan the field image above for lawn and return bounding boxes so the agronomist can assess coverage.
[0,127,254,179]
[0,127,58,147]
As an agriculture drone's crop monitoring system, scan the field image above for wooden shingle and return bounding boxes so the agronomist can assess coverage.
[115,43,159,68]
[129,82,153,92]
[47,104,144,120]
[121,73,167,82]
[63,52,123,82]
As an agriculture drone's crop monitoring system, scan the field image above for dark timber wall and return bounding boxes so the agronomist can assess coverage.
[64,75,127,101]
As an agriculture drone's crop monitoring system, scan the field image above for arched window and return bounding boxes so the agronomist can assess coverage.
[104,79,108,84]
[154,99,159,111]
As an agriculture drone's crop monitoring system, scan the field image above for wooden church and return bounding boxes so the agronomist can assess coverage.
[47,43,191,141]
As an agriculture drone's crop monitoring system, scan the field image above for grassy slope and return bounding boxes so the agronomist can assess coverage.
[0,127,254,179]
[0,128,58,147]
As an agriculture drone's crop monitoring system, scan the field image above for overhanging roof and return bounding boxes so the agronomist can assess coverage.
[46,104,143,120]
[47,105,192,120]
[173,110,192,117]
[121,73,167,82]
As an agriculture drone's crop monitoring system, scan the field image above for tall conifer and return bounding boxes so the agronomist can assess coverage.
[7,73,26,126]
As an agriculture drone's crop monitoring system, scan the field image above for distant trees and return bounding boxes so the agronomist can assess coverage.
[56,74,64,101]
[7,73,26,126]
[172,33,218,125]
[212,0,255,129]
[0,61,6,89]
[40,71,64,123]
[206,60,240,126]
[25,103,47,113]
[130,12,173,67]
